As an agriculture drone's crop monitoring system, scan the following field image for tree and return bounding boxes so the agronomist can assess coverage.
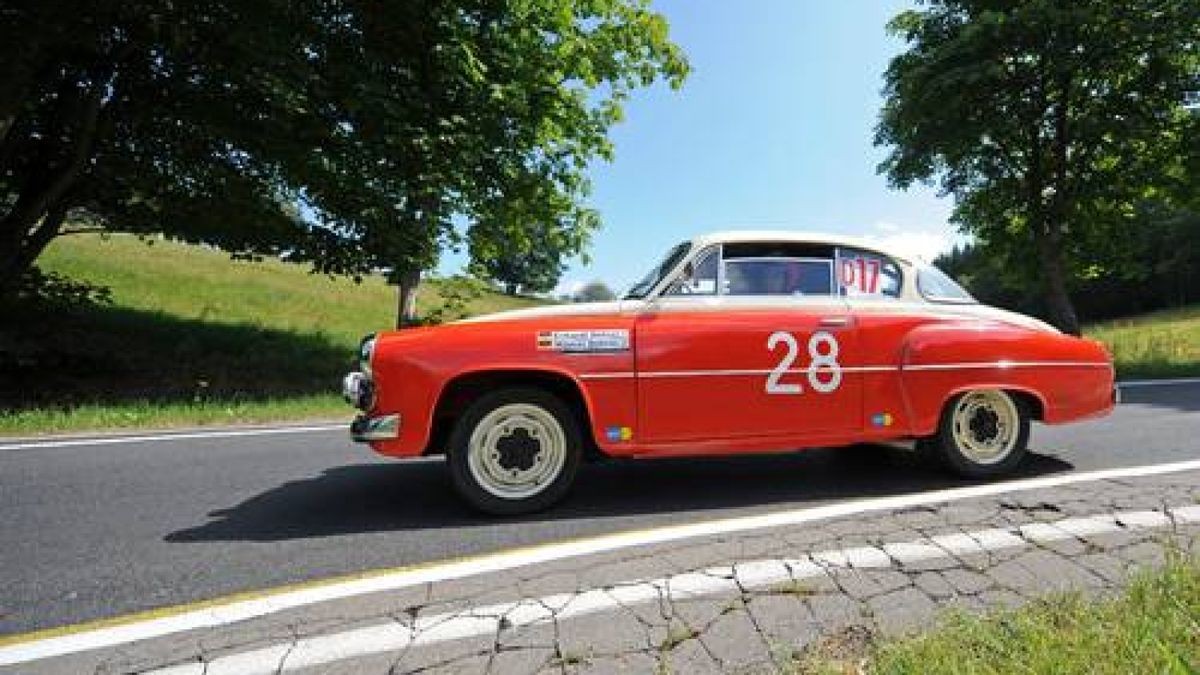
[573,281,617,303]
[876,0,1199,334]
[1,1,688,327]
[466,167,597,296]
[1,2,316,299]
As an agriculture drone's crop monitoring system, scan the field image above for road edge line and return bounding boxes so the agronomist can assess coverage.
[0,423,346,451]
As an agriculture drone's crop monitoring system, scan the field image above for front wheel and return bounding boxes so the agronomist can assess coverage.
[920,389,1030,478]
[447,388,582,515]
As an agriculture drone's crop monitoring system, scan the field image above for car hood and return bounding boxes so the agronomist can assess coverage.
[454,300,632,324]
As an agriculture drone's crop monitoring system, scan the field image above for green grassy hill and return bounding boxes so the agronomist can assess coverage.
[41,234,542,345]
[1,234,1196,436]
[0,234,543,434]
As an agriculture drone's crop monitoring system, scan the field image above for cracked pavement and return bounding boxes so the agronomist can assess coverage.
[14,467,1199,675]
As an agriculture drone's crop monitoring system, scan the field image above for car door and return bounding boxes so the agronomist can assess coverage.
[634,242,861,445]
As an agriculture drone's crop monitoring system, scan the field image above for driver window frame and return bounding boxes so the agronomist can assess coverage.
[663,244,722,297]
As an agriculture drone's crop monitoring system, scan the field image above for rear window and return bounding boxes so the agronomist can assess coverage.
[835,248,902,298]
[917,265,976,303]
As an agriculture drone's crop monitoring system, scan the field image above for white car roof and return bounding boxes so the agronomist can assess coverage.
[690,230,911,264]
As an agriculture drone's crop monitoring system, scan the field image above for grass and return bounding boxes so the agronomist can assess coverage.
[38,233,541,346]
[0,394,345,434]
[2,233,1196,435]
[0,234,543,436]
[793,555,1200,675]
[1086,305,1200,380]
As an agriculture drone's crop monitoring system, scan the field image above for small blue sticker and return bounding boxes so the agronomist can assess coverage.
[605,426,633,442]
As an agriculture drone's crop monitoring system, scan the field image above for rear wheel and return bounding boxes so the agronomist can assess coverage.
[447,387,582,515]
[920,389,1030,478]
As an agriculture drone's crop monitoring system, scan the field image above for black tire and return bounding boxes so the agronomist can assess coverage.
[447,387,583,515]
[920,389,1031,478]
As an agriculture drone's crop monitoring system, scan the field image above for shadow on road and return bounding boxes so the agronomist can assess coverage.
[165,445,1073,543]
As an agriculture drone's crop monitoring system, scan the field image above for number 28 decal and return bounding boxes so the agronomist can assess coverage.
[765,331,842,395]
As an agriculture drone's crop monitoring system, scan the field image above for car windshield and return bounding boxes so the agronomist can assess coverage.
[624,241,691,299]
[917,265,976,303]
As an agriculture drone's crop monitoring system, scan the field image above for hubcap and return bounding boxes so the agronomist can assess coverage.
[467,403,567,500]
[951,390,1019,465]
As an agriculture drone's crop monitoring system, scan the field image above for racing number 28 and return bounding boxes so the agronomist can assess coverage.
[765,331,842,395]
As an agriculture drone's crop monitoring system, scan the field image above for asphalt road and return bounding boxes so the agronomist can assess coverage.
[2,383,1198,635]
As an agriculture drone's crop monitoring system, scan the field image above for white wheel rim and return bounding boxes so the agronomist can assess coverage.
[951,390,1020,465]
[467,403,567,500]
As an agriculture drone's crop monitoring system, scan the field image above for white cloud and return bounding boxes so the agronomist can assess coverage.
[859,221,966,263]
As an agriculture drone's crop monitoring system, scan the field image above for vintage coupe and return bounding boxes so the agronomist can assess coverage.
[342,231,1115,514]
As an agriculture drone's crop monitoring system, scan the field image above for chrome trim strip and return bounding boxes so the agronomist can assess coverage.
[576,361,1109,381]
[901,361,1110,371]
[578,372,638,380]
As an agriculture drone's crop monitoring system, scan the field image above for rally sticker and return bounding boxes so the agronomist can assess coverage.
[537,329,630,353]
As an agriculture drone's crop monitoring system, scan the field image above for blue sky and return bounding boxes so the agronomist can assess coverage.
[445,1,962,294]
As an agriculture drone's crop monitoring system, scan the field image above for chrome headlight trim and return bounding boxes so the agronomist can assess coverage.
[358,334,377,376]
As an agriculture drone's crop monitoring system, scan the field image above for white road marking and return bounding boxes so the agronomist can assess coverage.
[0,424,345,451]
[140,503,1197,675]
[3,458,1199,667]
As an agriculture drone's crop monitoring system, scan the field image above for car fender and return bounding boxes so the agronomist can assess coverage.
[897,320,1081,436]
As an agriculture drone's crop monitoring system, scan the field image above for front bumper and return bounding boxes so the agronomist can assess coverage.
[350,413,401,442]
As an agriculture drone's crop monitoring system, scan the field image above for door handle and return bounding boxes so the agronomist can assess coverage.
[818,316,853,328]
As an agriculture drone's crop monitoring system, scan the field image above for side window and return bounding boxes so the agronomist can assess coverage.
[836,248,902,298]
[721,243,835,297]
[664,246,719,296]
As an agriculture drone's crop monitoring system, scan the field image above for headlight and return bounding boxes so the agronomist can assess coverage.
[358,334,376,375]
[341,372,375,410]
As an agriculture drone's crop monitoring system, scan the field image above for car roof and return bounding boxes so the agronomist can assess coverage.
[690,230,912,264]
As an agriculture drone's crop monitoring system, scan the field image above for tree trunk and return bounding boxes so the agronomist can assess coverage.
[1033,226,1080,335]
[0,82,103,298]
[395,267,421,328]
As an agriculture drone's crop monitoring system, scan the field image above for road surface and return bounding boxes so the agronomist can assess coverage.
[1,382,1197,635]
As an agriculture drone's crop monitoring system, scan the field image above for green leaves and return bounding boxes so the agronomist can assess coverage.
[877,0,1199,332]
[1,0,689,318]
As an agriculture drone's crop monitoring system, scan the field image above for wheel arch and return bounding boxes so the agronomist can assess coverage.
[939,384,1046,423]
[426,368,600,458]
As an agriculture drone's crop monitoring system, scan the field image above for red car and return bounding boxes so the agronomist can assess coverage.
[343,231,1115,514]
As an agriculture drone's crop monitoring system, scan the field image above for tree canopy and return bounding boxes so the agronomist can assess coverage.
[1,0,688,324]
[877,0,1199,334]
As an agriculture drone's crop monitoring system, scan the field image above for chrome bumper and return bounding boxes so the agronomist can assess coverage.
[350,413,401,442]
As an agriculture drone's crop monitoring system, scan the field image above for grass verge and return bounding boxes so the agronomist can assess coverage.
[0,394,345,437]
[1,234,544,436]
[795,554,1199,674]
[1086,305,1200,379]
